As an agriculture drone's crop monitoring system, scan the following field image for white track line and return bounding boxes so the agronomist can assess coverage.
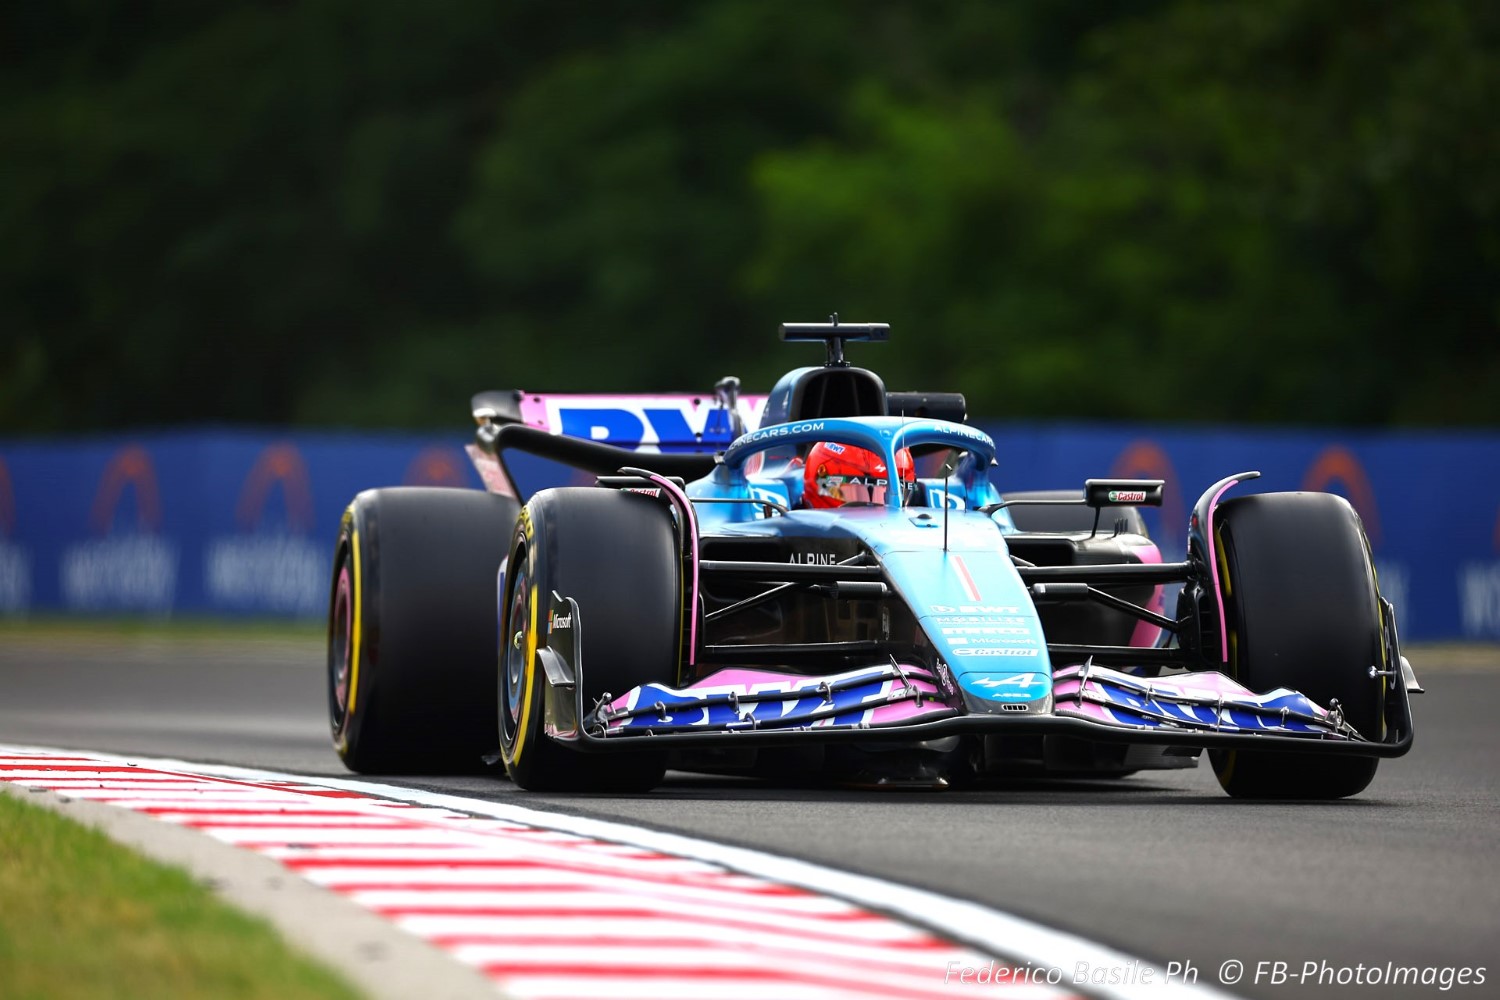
[1,745,1235,999]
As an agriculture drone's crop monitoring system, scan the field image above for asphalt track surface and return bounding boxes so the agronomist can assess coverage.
[2,632,1496,1000]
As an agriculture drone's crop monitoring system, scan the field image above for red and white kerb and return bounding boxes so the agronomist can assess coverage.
[0,748,1081,1000]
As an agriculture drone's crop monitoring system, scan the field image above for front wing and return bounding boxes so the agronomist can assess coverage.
[532,558,1413,759]
[572,660,1414,758]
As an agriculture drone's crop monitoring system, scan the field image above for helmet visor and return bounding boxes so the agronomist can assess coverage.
[815,472,894,506]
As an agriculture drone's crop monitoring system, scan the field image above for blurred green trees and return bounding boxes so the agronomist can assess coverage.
[3,0,1495,430]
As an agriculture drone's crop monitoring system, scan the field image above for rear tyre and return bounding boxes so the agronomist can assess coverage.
[328,488,518,773]
[1209,492,1385,799]
[500,488,676,792]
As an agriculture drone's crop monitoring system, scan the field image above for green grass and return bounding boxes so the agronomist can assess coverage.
[0,791,363,1000]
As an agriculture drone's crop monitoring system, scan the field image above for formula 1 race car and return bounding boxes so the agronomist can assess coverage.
[326,322,1420,798]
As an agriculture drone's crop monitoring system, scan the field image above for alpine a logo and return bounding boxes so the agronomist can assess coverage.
[971,672,1044,688]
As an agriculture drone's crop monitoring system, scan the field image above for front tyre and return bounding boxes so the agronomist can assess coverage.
[329,487,517,773]
[1209,492,1385,799]
[500,488,677,792]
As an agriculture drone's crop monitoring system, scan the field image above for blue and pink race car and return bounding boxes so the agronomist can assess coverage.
[326,322,1420,797]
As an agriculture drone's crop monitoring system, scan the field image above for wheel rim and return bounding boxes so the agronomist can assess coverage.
[502,564,531,734]
[329,558,353,728]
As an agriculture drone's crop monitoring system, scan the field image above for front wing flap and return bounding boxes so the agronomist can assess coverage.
[1052,662,1362,739]
[580,659,1373,748]
[590,663,959,735]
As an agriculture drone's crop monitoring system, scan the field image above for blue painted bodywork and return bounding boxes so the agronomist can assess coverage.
[508,405,1401,753]
[684,416,1052,714]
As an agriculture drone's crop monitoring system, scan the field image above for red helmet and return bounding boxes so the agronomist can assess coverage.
[804,443,915,509]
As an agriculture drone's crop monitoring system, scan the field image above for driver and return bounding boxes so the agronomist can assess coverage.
[803,442,915,508]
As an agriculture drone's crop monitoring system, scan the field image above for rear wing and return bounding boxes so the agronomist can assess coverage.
[474,391,768,451]
[466,390,767,499]
[465,376,971,499]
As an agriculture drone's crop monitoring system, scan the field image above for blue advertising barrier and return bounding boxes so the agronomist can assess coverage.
[1,425,1497,641]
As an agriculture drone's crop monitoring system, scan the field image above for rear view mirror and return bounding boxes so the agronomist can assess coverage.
[1084,479,1165,507]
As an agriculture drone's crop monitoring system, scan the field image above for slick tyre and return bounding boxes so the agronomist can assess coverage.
[500,488,676,792]
[329,487,518,773]
[1209,492,1385,799]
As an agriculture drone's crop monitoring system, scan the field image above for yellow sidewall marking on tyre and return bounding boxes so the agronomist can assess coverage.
[348,522,364,716]
[1217,748,1238,783]
[1212,522,1237,784]
[1215,523,1233,599]
[511,578,539,763]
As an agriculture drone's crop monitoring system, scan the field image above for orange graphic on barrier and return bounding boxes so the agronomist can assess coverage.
[404,446,470,487]
[236,443,315,533]
[1109,440,1184,546]
[89,445,162,535]
[1302,445,1381,547]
